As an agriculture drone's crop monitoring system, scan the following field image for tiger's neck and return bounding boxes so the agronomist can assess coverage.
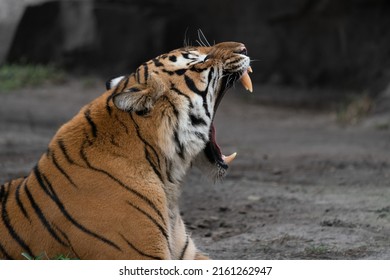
[155,90,212,186]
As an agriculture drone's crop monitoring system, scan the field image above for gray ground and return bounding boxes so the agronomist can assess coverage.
[1,80,389,259]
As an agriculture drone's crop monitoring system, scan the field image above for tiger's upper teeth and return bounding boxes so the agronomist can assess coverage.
[222,152,237,164]
[240,67,253,93]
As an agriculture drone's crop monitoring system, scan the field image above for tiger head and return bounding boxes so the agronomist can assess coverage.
[107,41,253,182]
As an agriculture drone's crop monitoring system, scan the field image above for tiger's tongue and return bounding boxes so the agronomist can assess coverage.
[210,124,237,165]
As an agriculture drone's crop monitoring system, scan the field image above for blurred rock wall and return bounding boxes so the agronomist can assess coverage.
[0,0,48,64]
[1,0,390,93]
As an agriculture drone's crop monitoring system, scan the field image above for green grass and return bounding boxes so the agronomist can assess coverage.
[304,244,332,256]
[0,64,66,91]
[336,93,373,125]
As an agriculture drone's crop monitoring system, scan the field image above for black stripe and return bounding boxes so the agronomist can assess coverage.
[159,98,177,127]
[195,132,207,142]
[190,114,207,126]
[184,75,210,118]
[145,147,164,183]
[120,75,130,92]
[207,67,215,85]
[114,114,129,134]
[173,131,185,160]
[179,235,189,260]
[0,241,13,260]
[106,90,115,115]
[15,179,31,221]
[84,108,97,138]
[165,158,175,184]
[52,223,81,259]
[33,167,54,196]
[152,58,163,67]
[49,150,78,189]
[129,113,161,169]
[226,57,243,67]
[120,234,162,260]
[184,74,205,96]
[0,184,5,201]
[226,64,242,73]
[170,84,194,108]
[175,69,186,76]
[79,145,166,226]
[143,63,149,83]
[53,225,70,245]
[127,201,168,240]
[162,69,174,76]
[58,139,75,165]
[33,166,121,251]
[1,185,34,257]
[161,96,180,119]
[24,185,68,247]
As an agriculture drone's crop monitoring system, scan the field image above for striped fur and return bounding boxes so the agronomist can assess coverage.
[0,42,251,259]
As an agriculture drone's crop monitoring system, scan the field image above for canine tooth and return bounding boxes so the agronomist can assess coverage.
[240,71,253,93]
[248,66,253,73]
[222,152,237,164]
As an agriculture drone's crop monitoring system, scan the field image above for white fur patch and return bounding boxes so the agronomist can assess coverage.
[107,76,126,90]
[173,52,207,68]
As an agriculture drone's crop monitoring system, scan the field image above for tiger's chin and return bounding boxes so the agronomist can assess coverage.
[193,135,237,182]
[193,151,227,183]
[193,151,228,182]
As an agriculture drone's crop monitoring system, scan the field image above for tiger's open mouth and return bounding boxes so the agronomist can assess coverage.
[204,65,253,170]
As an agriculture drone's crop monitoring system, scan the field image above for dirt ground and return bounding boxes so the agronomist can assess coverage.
[1,79,389,259]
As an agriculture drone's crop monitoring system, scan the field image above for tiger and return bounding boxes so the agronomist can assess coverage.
[0,41,253,260]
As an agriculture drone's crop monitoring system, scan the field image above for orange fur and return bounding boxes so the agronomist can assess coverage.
[0,42,251,259]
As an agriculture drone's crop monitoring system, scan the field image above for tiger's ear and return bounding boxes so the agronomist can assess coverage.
[113,73,167,113]
[106,76,126,90]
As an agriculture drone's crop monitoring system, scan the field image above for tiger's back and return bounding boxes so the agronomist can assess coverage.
[1,91,172,259]
[0,41,252,259]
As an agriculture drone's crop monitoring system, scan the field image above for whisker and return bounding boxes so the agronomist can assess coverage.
[183,27,190,47]
[196,40,206,47]
[197,29,211,47]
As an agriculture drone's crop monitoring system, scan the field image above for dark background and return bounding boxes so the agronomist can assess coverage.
[6,0,390,98]
[2,0,390,260]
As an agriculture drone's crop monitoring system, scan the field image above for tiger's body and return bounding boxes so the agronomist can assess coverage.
[0,41,252,259]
